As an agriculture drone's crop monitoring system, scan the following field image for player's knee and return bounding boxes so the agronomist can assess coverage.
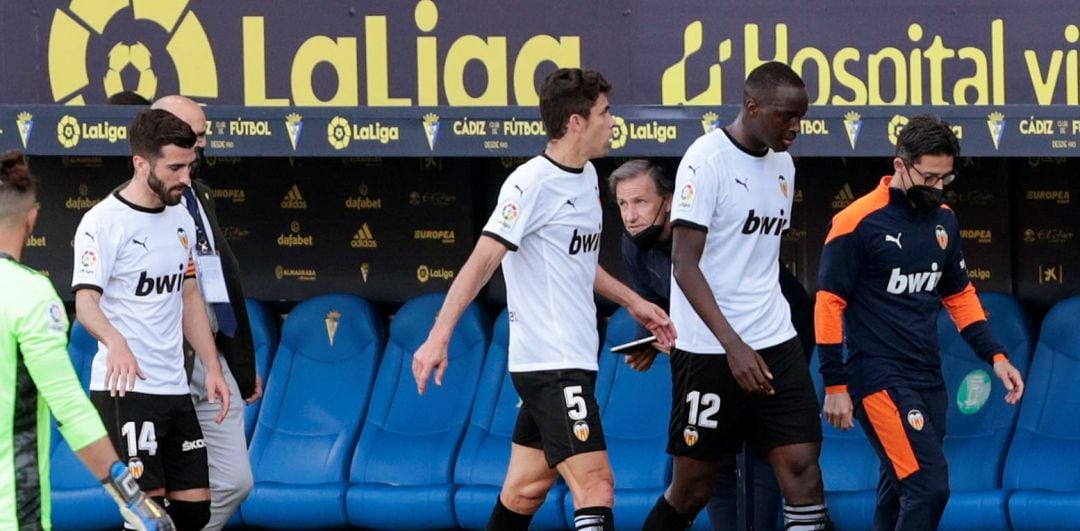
[922,475,950,506]
[504,477,558,513]
[576,471,614,507]
[166,499,211,531]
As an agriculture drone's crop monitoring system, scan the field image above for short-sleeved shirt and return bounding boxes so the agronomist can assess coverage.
[481,155,603,372]
[669,129,797,354]
[1,256,107,529]
[72,192,197,395]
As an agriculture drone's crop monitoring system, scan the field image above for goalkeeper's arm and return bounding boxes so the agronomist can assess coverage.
[74,438,176,531]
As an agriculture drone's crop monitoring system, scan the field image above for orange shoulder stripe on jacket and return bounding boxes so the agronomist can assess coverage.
[824,177,892,245]
[815,290,847,345]
[942,282,987,330]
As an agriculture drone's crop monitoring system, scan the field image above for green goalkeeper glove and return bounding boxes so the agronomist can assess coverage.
[102,461,176,531]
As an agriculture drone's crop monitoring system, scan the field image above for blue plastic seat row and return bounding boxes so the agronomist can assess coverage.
[49,293,1080,530]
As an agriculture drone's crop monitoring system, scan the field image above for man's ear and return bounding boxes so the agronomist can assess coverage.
[892,156,906,174]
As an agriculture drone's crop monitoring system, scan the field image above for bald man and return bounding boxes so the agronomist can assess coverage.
[152,95,258,530]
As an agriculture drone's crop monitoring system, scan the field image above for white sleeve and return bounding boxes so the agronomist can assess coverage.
[481,173,549,251]
[671,151,725,231]
[71,211,116,292]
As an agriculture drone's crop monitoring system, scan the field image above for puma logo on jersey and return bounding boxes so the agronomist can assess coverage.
[734,177,749,191]
[740,209,788,236]
[886,262,943,294]
[687,164,699,176]
[514,184,527,196]
[885,233,902,249]
[84,232,95,241]
[568,228,601,255]
[565,199,576,209]
[135,271,186,296]
[132,237,148,251]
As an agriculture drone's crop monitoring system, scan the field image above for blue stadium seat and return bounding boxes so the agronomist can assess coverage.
[1004,296,1080,531]
[939,292,1034,530]
[454,309,569,530]
[346,293,490,529]
[50,321,123,530]
[243,297,280,442]
[240,294,385,529]
[810,348,880,529]
[562,307,676,529]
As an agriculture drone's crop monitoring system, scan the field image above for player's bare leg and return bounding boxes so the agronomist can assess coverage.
[488,444,558,530]
[769,442,832,529]
[644,455,720,530]
[557,450,616,530]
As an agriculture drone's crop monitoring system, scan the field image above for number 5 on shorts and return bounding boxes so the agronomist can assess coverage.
[563,385,588,420]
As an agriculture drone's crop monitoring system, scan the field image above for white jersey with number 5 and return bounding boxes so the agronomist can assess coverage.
[669,129,797,354]
[72,192,197,395]
[481,155,602,372]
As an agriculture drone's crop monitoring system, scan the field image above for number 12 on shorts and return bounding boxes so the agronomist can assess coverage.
[120,421,158,457]
[686,390,720,428]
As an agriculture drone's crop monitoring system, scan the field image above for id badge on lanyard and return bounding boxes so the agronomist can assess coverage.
[194,245,230,303]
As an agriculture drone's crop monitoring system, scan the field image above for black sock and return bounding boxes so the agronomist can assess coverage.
[574,505,614,531]
[165,499,210,531]
[485,496,533,531]
[643,494,694,530]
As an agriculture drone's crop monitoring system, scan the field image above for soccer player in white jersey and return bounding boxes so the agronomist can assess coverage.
[73,109,231,530]
[412,68,676,531]
[644,62,833,530]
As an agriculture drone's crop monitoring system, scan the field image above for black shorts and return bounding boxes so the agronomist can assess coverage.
[667,337,822,460]
[511,369,606,467]
[91,391,209,492]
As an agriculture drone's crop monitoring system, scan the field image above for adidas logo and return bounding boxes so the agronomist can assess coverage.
[831,184,855,209]
[281,185,308,209]
[351,223,378,248]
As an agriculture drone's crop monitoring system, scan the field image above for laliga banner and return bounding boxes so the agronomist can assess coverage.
[1,104,1079,157]
[2,1,1079,108]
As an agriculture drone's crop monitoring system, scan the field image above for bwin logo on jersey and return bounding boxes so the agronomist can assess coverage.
[568,229,601,255]
[741,209,788,236]
[135,271,186,296]
[886,262,943,294]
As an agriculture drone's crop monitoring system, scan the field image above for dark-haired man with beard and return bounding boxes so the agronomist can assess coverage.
[73,109,231,530]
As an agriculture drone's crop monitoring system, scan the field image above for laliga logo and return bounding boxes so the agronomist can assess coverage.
[887,114,909,146]
[48,0,218,104]
[57,116,81,148]
[610,115,628,149]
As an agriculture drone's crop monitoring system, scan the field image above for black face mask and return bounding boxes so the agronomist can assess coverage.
[626,200,667,250]
[906,185,944,214]
[192,146,207,180]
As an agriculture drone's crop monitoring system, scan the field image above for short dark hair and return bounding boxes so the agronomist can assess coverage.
[129,109,196,160]
[107,91,151,106]
[607,159,672,200]
[744,61,805,99]
[0,150,36,222]
[539,68,611,140]
[895,115,960,161]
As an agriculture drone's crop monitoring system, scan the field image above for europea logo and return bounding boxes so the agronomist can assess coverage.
[568,229,601,255]
[135,271,185,296]
[886,262,944,294]
[741,209,788,236]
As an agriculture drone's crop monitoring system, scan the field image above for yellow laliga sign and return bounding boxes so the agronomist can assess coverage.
[48,0,218,104]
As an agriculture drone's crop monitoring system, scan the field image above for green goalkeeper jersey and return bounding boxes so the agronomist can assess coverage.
[0,255,107,530]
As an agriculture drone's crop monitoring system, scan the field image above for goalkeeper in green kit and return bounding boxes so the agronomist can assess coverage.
[0,149,173,530]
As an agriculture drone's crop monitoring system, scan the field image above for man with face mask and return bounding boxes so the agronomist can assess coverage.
[816,115,1025,530]
[151,95,259,530]
[611,159,815,530]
